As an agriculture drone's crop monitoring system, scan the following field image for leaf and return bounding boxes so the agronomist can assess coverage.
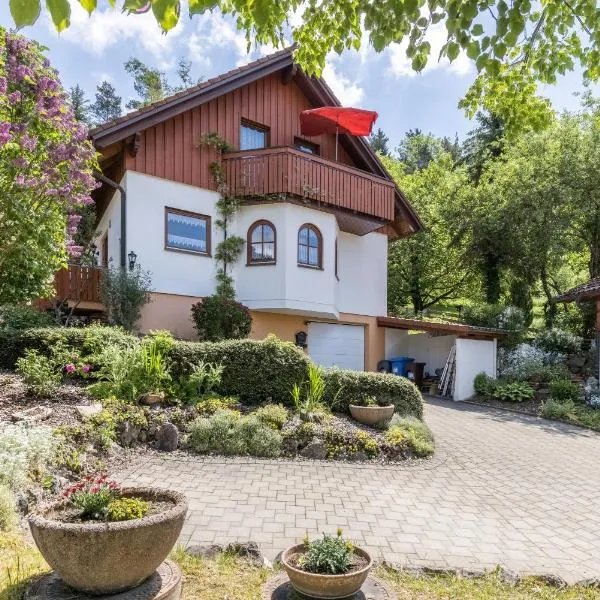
[446,42,460,60]
[78,0,96,14]
[188,0,216,15]
[9,0,41,27]
[151,0,180,32]
[472,23,484,36]
[46,0,70,31]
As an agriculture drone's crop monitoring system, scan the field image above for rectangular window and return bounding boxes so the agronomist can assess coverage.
[165,207,211,255]
[294,137,319,155]
[240,120,269,150]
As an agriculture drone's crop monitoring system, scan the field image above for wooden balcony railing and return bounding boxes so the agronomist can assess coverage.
[55,265,104,306]
[222,146,396,221]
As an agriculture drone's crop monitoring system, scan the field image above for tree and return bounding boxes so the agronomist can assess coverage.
[0,28,98,304]
[69,84,90,127]
[396,129,443,174]
[124,57,201,110]
[383,153,473,314]
[10,1,600,134]
[369,128,390,156]
[90,81,122,126]
[461,111,506,183]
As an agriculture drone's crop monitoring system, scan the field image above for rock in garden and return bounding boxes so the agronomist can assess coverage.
[300,438,327,460]
[282,436,298,454]
[50,475,69,494]
[11,406,52,423]
[567,355,587,370]
[226,541,269,567]
[186,543,224,559]
[75,403,103,420]
[14,491,29,515]
[156,422,179,452]
[118,422,141,447]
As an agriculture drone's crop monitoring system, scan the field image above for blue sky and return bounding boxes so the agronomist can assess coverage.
[1,2,591,149]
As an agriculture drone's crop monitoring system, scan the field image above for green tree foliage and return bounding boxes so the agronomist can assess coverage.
[69,84,90,127]
[368,128,390,156]
[0,28,98,304]
[124,56,201,110]
[384,153,472,314]
[11,1,600,133]
[396,129,442,174]
[90,81,122,126]
[461,111,506,183]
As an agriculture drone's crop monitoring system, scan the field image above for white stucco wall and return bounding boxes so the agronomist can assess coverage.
[94,183,122,267]
[125,171,221,297]
[110,171,388,317]
[337,231,387,317]
[454,338,498,401]
[384,329,456,376]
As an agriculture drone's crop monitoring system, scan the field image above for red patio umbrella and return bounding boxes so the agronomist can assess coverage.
[299,106,378,160]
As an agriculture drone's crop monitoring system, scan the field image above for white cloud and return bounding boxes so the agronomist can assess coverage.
[386,24,472,78]
[53,2,183,66]
[187,12,248,71]
[322,60,365,106]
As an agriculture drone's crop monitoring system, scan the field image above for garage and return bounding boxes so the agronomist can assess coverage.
[308,322,365,371]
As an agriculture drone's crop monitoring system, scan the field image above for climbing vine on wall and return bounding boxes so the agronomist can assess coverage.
[198,133,245,299]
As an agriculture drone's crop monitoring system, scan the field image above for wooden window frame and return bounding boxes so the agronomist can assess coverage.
[297,223,323,270]
[240,118,270,150]
[247,219,277,266]
[164,206,211,257]
[294,136,320,155]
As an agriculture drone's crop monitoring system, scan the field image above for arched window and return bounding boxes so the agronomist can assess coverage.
[298,224,322,268]
[247,220,276,264]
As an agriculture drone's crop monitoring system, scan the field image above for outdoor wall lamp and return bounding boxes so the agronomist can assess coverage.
[128,250,137,271]
[295,331,308,348]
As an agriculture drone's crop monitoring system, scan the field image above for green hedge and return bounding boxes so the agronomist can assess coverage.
[0,325,424,419]
[170,336,309,405]
[0,325,136,369]
[322,368,423,419]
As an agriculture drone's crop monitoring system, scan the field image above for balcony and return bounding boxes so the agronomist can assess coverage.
[35,265,105,312]
[222,147,396,233]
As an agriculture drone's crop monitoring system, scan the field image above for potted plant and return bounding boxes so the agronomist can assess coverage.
[138,344,169,405]
[29,473,187,595]
[349,395,394,426]
[281,530,372,599]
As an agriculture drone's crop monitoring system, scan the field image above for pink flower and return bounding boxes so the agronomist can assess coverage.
[7,90,21,103]
[81,364,91,373]
[65,363,76,374]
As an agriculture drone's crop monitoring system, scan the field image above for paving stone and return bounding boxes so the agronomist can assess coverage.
[116,399,600,584]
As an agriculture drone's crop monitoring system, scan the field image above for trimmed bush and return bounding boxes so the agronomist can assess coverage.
[0,325,136,370]
[191,295,252,342]
[170,336,309,405]
[321,368,423,419]
[0,304,54,334]
[473,372,497,397]
[534,328,583,356]
[187,410,282,458]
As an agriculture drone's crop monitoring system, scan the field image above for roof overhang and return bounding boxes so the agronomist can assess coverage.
[553,277,600,304]
[377,316,506,341]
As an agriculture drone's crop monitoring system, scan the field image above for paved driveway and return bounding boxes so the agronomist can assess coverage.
[118,400,600,583]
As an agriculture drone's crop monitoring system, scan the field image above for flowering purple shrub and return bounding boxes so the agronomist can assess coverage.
[0,28,98,304]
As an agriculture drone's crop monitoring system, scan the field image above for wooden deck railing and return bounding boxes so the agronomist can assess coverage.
[55,265,104,304]
[222,146,395,221]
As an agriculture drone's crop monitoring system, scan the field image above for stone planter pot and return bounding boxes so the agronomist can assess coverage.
[281,544,372,599]
[29,487,187,595]
[349,404,395,426]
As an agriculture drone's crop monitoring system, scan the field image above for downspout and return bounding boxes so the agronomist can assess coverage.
[94,171,126,269]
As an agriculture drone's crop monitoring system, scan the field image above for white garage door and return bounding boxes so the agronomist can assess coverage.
[308,323,365,371]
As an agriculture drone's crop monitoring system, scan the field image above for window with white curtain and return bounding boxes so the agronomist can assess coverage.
[165,207,210,255]
[240,120,269,150]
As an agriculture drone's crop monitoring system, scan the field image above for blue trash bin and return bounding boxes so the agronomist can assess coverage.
[389,356,415,377]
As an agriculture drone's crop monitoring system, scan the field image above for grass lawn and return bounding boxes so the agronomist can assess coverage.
[2,532,600,600]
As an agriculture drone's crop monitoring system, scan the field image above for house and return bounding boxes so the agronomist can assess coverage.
[87,47,423,373]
